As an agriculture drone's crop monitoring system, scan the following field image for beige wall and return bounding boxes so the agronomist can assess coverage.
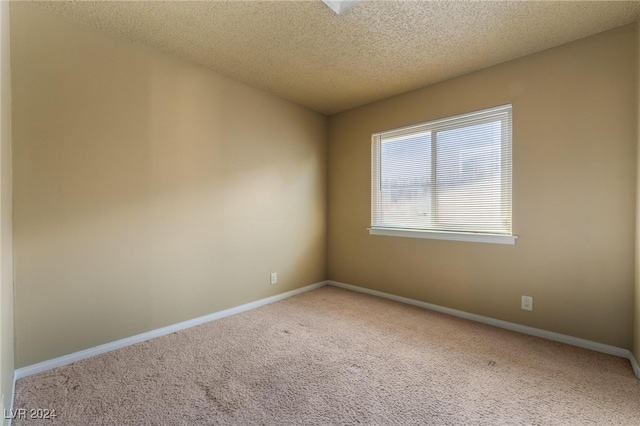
[0,0,13,418]
[11,3,327,368]
[634,21,640,363]
[328,25,637,349]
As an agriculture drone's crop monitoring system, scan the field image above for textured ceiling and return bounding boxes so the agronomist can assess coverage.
[34,1,640,115]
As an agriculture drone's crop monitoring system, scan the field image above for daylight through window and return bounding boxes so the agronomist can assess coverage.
[371,104,513,243]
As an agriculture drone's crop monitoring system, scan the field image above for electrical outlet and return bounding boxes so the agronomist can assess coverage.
[521,295,533,311]
[270,272,277,285]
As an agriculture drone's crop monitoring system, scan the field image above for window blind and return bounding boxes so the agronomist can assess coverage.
[371,104,512,236]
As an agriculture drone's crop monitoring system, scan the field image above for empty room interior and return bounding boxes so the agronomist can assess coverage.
[2,0,640,424]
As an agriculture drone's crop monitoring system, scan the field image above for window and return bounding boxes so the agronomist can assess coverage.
[370,104,515,244]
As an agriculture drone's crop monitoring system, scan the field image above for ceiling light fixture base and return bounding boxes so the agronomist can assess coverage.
[321,0,360,15]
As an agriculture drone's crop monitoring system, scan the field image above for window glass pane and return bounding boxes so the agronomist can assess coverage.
[379,132,431,228]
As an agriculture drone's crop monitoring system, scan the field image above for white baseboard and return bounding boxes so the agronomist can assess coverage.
[328,280,638,374]
[629,352,640,379]
[13,278,640,387]
[14,281,328,380]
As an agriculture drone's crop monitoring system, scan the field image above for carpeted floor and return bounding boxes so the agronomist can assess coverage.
[12,286,640,425]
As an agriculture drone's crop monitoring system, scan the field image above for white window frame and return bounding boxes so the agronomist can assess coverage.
[370,104,516,245]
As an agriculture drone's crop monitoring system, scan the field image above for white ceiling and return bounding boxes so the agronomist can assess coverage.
[34,1,640,115]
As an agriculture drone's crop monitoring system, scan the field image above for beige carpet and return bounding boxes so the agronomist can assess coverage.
[13,286,640,425]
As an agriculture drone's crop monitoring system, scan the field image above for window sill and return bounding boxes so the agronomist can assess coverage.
[368,227,517,245]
